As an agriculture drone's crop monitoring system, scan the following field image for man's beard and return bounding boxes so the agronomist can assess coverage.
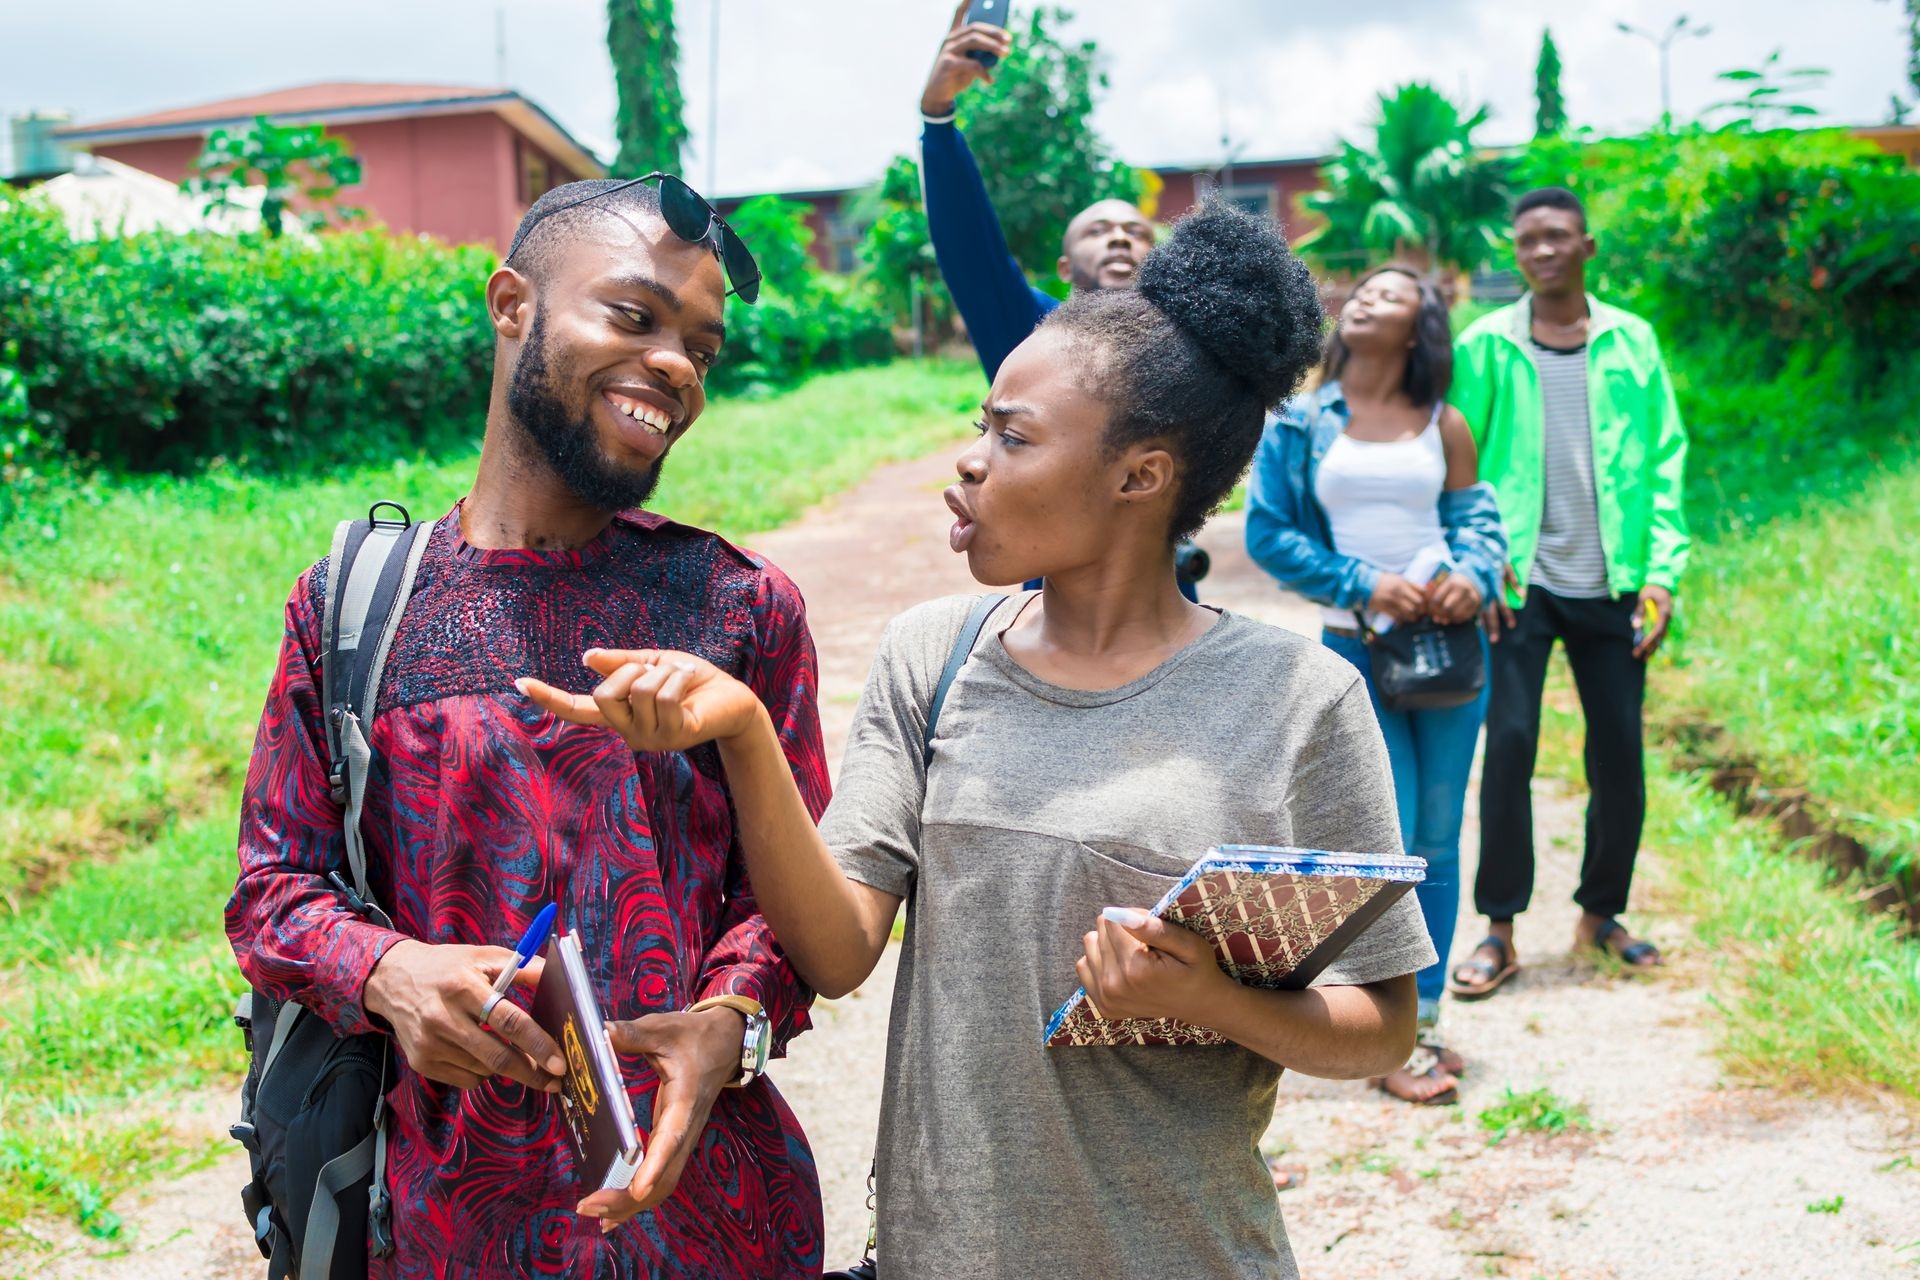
[506,307,664,511]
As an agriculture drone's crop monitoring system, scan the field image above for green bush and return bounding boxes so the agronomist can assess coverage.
[0,189,901,474]
[1515,127,1920,367]
[710,195,894,396]
[0,196,494,472]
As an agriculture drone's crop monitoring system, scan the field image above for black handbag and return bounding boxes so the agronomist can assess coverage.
[1358,610,1485,712]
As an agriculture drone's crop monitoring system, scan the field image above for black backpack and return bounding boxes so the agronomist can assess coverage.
[230,502,432,1279]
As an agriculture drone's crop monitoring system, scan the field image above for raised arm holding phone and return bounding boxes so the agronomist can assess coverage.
[917,2,1213,601]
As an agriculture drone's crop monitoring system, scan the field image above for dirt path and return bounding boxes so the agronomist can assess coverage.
[28,439,1917,1278]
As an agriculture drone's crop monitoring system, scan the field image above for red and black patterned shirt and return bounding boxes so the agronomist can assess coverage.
[226,507,828,1278]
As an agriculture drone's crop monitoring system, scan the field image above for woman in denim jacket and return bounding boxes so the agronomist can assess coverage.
[1245,266,1508,1105]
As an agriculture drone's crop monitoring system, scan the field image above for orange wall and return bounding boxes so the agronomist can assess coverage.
[94,111,581,248]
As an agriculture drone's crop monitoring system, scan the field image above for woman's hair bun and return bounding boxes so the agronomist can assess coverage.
[1134,200,1325,407]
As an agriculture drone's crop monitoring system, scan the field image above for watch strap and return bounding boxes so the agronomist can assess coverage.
[686,994,765,1021]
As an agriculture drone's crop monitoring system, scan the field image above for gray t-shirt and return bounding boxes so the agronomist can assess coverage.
[1529,337,1612,598]
[823,594,1436,1279]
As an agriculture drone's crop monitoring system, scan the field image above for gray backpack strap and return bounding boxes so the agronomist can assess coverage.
[318,502,432,917]
[296,1130,376,1280]
[310,502,426,1264]
[921,594,1007,770]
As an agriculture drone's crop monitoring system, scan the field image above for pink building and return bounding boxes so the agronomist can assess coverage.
[55,82,604,249]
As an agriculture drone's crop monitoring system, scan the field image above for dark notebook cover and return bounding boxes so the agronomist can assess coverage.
[1043,845,1426,1047]
[529,931,643,1192]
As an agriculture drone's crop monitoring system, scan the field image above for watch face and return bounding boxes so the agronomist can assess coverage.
[744,1013,771,1079]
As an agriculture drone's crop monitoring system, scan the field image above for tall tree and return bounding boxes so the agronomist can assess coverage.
[1534,28,1568,137]
[1296,84,1511,277]
[955,5,1141,284]
[608,0,688,178]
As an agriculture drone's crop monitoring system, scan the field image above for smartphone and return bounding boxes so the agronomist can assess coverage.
[965,0,1008,69]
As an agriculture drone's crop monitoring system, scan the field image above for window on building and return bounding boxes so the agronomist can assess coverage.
[520,144,556,206]
[823,208,866,274]
[1215,183,1277,220]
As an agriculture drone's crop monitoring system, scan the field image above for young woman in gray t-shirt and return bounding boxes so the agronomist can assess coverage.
[523,205,1437,1278]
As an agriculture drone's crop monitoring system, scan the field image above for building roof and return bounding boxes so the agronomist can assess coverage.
[57,81,605,179]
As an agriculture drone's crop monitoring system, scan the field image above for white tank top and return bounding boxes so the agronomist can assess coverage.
[1313,404,1448,629]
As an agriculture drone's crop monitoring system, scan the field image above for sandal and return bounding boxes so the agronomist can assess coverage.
[1370,1044,1459,1106]
[1447,934,1519,999]
[1417,1025,1465,1078]
[1589,918,1661,967]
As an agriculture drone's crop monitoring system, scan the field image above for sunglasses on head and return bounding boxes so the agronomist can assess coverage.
[509,171,761,304]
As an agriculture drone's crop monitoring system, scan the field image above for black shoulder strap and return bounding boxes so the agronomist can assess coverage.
[922,594,1007,769]
[317,502,432,917]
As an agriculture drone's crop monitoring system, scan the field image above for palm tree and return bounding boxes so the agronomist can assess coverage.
[1297,84,1512,279]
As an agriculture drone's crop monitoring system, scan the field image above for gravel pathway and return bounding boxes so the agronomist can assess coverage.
[22,439,1917,1278]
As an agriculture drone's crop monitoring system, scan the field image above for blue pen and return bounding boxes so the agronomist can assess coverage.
[481,902,559,1028]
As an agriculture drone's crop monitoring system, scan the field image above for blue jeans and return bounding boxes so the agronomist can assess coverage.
[1322,629,1490,1018]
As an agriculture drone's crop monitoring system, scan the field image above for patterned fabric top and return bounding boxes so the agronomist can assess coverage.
[1044,846,1425,1048]
[225,506,829,1279]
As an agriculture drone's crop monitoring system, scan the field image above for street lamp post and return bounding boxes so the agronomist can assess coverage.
[1616,13,1713,126]
[707,0,721,193]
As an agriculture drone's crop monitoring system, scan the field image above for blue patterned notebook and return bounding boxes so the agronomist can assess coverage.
[1043,845,1426,1048]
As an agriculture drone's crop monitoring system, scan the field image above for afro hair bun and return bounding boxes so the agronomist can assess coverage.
[1134,200,1325,408]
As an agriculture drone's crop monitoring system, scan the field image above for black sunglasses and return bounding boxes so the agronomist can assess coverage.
[509,171,761,304]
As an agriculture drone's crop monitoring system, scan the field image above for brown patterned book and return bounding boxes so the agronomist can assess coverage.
[1043,845,1426,1048]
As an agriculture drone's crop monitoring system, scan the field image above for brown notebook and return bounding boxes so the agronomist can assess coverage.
[1044,845,1425,1048]
[528,930,644,1191]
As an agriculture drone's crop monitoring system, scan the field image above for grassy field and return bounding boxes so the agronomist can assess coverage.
[0,357,981,1242]
[1661,454,1920,867]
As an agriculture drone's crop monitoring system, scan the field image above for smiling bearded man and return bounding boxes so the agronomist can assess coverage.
[226,177,828,1278]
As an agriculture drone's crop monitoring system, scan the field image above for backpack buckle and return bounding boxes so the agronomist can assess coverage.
[327,871,370,917]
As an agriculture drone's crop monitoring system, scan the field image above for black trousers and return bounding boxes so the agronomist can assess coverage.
[1477,586,1646,921]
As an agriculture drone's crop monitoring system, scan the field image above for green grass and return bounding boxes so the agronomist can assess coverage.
[1644,754,1920,1100]
[1475,1086,1594,1145]
[0,357,981,1242]
[1658,457,1920,869]
[1806,1194,1846,1215]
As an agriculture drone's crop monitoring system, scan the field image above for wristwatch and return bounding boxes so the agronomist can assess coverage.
[686,994,771,1087]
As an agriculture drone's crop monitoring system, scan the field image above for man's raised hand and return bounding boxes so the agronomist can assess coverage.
[516,649,765,754]
[921,0,1013,117]
[363,939,564,1092]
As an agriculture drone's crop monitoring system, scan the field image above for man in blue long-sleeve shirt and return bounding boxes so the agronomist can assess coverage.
[917,3,1155,383]
[919,4,1207,597]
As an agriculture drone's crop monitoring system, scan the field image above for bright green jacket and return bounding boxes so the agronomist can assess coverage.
[1449,295,1691,605]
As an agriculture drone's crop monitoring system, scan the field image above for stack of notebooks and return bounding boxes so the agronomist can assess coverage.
[1044,845,1426,1048]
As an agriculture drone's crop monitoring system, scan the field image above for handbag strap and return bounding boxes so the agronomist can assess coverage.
[922,594,1007,769]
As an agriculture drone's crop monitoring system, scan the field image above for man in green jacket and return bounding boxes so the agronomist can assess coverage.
[1446,187,1689,997]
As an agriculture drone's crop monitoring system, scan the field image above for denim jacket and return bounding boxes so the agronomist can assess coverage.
[1244,381,1509,613]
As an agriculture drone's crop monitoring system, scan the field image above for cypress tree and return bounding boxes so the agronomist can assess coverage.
[608,0,689,178]
[1534,28,1568,138]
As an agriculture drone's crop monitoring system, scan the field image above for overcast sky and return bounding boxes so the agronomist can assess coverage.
[3,0,1908,196]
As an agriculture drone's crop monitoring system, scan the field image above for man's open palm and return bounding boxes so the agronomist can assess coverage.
[517,649,762,753]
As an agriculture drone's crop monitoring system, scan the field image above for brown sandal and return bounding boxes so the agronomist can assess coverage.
[1447,934,1519,999]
